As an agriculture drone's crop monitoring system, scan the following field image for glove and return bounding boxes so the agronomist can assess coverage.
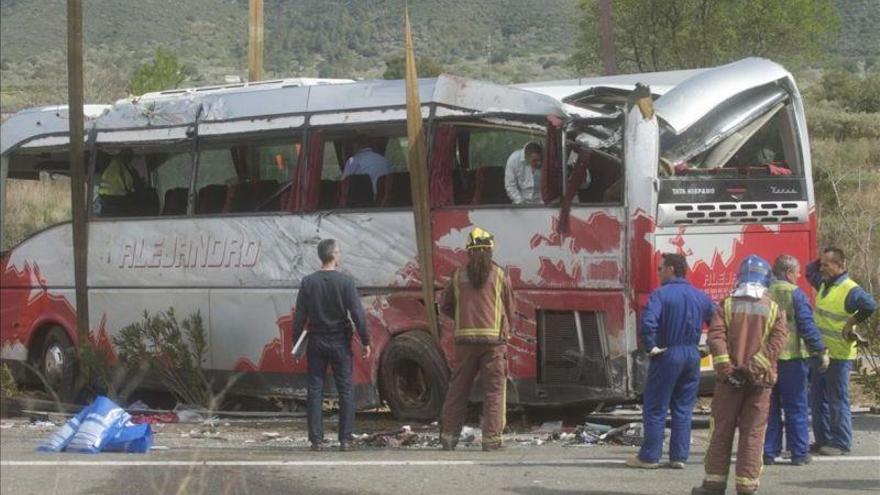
[727,368,748,389]
[818,349,830,373]
[648,346,667,357]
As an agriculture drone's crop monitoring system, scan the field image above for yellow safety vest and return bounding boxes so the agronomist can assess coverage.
[769,280,809,360]
[97,157,135,196]
[453,267,505,342]
[815,277,859,360]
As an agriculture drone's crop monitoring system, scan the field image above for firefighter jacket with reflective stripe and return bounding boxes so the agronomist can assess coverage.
[815,277,860,360]
[440,265,514,345]
[769,279,824,360]
[708,294,788,387]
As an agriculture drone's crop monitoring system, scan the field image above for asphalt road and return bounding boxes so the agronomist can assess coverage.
[2,413,878,495]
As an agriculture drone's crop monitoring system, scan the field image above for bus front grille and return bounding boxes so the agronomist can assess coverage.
[538,310,608,388]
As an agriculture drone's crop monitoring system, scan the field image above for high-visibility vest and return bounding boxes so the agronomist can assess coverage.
[815,277,859,360]
[769,280,809,360]
[97,157,135,196]
[453,266,505,342]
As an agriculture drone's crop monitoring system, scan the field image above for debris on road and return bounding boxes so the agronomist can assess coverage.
[37,396,153,454]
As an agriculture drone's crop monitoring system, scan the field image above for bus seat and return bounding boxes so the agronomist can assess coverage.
[378,172,412,207]
[472,167,510,205]
[130,188,160,217]
[318,180,339,210]
[197,184,228,214]
[162,188,188,215]
[453,169,475,205]
[340,174,374,208]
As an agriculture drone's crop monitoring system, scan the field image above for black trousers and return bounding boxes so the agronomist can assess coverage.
[306,333,354,444]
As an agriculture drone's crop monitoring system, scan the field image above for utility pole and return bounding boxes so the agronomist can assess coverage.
[403,9,440,342]
[67,0,90,390]
[598,0,618,75]
[248,0,264,82]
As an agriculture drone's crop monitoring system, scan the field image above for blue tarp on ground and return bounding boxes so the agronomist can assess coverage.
[37,396,152,454]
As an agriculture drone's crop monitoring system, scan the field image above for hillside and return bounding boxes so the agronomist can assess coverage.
[0,0,877,109]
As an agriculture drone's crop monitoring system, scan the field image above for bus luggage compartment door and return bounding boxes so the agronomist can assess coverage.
[537,310,608,388]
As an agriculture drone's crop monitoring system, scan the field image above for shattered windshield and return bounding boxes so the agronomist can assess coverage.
[658,84,799,178]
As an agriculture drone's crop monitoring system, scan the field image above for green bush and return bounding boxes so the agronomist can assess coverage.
[113,308,218,409]
[806,101,880,140]
[0,363,18,398]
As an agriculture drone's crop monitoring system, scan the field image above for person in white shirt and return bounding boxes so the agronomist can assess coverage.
[342,139,394,195]
[504,142,543,204]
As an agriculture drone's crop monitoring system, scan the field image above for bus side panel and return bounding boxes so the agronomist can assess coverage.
[654,223,815,303]
[432,207,625,290]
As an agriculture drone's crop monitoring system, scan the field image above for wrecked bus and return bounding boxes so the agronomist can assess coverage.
[0,58,816,417]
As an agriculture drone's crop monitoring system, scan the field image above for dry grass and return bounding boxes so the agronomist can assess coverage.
[2,178,71,251]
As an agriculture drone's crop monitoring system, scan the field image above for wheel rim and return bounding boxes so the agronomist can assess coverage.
[44,343,65,384]
[393,359,431,410]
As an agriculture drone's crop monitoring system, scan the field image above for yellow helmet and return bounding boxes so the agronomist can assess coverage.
[466,226,495,250]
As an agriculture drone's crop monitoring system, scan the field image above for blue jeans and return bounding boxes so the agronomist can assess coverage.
[810,358,853,451]
[764,359,810,460]
[306,333,354,444]
[638,346,700,463]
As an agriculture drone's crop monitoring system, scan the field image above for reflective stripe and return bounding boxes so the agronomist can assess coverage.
[735,475,759,488]
[704,473,729,483]
[723,298,733,327]
[753,351,771,370]
[714,354,730,364]
[815,306,850,322]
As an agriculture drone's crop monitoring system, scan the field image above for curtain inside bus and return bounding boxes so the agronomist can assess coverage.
[429,124,455,208]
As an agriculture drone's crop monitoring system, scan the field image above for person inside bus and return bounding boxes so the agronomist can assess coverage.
[504,141,542,204]
[94,149,140,216]
[341,137,393,195]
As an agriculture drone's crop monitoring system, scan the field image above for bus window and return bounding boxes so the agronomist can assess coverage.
[93,149,158,218]
[151,151,194,216]
[456,128,540,206]
[321,133,411,210]
[196,138,299,214]
[659,96,800,179]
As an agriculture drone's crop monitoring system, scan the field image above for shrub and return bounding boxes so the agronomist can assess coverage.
[113,308,220,409]
[0,363,18,398]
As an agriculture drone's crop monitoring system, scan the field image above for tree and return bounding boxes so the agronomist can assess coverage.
[572,0,840,73]
[383,54,444,80]
[127,48,186,96]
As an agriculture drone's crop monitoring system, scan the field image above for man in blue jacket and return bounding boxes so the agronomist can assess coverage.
[763,254,828,466]
[806,247,876,456]
[626,253,715,469]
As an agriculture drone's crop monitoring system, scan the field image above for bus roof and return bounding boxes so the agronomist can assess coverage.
[1,75,566,155]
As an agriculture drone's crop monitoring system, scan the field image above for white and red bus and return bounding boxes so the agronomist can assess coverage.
[0,58,816,417]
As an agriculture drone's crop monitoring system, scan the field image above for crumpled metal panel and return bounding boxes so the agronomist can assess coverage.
[0,105,108,155]
[654,58,792,134]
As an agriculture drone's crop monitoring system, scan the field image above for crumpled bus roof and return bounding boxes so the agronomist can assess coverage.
[2,75,566,153]
[0,105,110,155]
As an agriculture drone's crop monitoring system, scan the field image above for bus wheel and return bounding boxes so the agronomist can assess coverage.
[380,331,449,420]
[40,327,78,403]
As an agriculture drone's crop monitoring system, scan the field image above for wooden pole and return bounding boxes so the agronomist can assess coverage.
[403,8,440,342]
[598,0,618,75]
[248,0,264,82]
[67,0,90,389]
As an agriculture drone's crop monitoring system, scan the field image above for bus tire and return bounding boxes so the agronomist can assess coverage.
[40,327,78,403]
[380,331,449,420]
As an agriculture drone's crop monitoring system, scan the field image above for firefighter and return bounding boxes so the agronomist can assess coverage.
[438,227,515,451]
[626,253,715,470]
[763,254,828,466]
[694,255,789,495]
[806,247,877,456]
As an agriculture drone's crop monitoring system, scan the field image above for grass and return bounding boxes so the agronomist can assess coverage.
[2,178,71,251]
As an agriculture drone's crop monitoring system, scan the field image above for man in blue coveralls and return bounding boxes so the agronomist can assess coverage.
[763,254,828,466]
[626,253,715,469]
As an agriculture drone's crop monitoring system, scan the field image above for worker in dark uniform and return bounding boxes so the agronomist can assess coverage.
[626,253,715,470]
[292,238,371,452]
[694,255,789,495]
[439,227,515,451]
